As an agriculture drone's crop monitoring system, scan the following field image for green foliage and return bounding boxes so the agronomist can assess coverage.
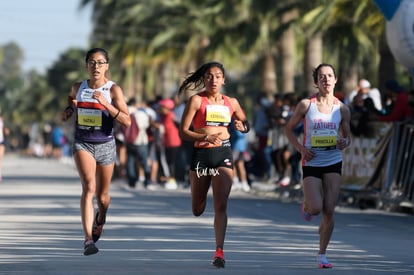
[0,0,406,147]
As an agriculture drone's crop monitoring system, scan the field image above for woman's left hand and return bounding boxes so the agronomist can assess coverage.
[234,119,246,132]
[337,137,350,150]
[93,91,109,106]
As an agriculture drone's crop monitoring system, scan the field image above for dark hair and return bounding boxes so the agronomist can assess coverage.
[178,62,225,95]
[312,63,336,83]
[85,48,110,63]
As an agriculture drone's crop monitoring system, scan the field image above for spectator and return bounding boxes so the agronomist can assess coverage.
[348,79,383,112]
[124,98,153,189]
[349,92,376,138]
[268,94,291,185]
[173,93,193,186]
[142,101,159,188]
[379,80,413,122]
[229,119,250,192]
[42,122,53,157]
[252,94,272,179]
[157,98,181,190]
[51,122,64,159]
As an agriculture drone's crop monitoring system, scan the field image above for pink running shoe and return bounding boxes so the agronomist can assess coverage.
[300,202,313,222]
[317,254,333,268]
[212,248,225,268]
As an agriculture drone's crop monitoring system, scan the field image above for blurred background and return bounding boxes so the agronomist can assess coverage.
[1,0,410,146]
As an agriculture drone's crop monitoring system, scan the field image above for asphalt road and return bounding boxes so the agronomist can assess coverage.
[0,154,413,275]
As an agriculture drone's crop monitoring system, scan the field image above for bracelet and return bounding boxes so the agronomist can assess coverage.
[113,109,120,119]
[204,134,209,141]
[240,120,250,133]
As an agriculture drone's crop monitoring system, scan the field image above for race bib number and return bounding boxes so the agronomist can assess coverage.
[205,105,231,126]
[311,129,337,150]
[78,108,102,127]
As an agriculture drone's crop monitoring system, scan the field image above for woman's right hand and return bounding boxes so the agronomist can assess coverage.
[300,146,316,161]
[206,132,223,145]
[62,106,74,122]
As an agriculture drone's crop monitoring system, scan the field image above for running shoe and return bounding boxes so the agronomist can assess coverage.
[241,181,251,192]
[92,212,106,243]
[317,254,333,268]
[278,176,291,187]
[212,248,225,268]
[231,181,242,191]
[83,239,98,256]
[300,202,313,222]
[165,179,178,190]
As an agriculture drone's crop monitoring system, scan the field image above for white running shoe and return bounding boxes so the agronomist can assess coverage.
[241,181,251,192]
[278,176,291,187]
[165,179,178,190]
[231,181,243,191]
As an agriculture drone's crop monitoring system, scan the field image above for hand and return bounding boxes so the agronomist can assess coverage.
[206,133,223,145]
[337,137,350,150]
[301,147,316,161]
[62,106,74,122]
[233,119,244,131]
[92,91,109,106]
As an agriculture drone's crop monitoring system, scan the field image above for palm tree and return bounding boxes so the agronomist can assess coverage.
[80,0,387,101]
[300,0,384,96]
[278,1,299,94]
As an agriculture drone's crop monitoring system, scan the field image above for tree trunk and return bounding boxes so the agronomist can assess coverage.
[133,57,143,101]
[340,63,358,101]
[279,8,297,94]
[303,34,322,96]
[261,52,277,97]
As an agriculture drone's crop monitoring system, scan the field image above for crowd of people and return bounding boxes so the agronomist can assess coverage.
[348,78,413,138]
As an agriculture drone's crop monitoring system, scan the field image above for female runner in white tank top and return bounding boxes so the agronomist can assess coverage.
[285,63,351,268]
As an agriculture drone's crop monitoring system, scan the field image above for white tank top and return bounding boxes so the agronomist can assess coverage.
[303,95,342,167]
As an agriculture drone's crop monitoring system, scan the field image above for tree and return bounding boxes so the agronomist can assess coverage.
[47,48,87,110]
[0,42,24,98]
[300,0,384,96]
[0,42,25,132]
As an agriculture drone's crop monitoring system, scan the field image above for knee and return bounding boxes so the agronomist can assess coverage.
[307,206,322,216]
[82,183,95,196]
[192,209,204,217]
[322,209,335,219]
[214,200,228,214]
[96,193,110,206]
[192,202,206,217]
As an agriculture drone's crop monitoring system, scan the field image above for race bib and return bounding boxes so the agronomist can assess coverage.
[311,129,337,150]
[78,108,102,127]
[205,105,231,126]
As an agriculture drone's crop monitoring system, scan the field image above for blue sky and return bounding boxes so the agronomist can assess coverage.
[0,0,92,73]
